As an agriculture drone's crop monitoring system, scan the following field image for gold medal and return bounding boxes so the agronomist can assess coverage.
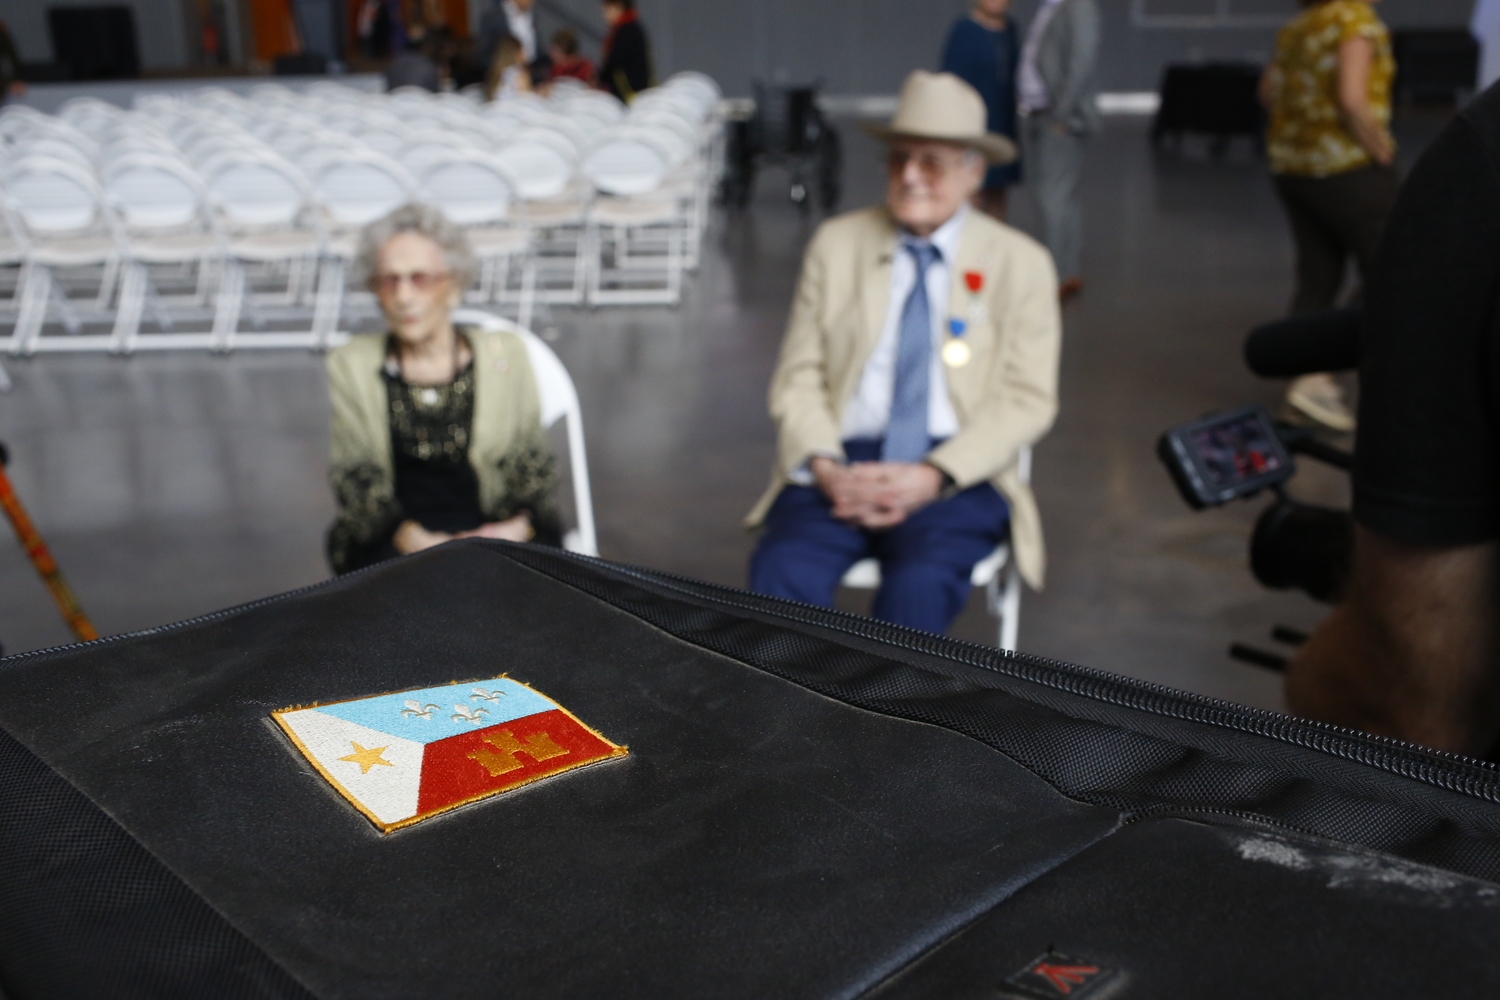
[941,338,971,369]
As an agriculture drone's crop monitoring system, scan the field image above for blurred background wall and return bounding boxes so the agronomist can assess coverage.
[0,0,1477,90]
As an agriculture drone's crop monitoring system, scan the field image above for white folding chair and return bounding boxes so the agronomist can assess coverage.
[532,115,589,156]
[585,193,685,306]
[57,97,126,136]
[203,152,326,349]
[396,129,481,176]
[663,72,722,113]
[4,117,100,162]
[629,89,705,132]
[2,156,120,355]
[354,125,408,158]
[8,138,96,174]
[546,78,590,103]
[98,132,182,167]
[0,107,56,145]
[418,152,535,325]
[312,151,416,230]
[561,97,624,134]
[582,131,670,197]
[839,447,1032,650]
[0,203,29,320]
[493,131,590,305]
[450,308,597,556]
[310,151,417,340]
[582,126,687,305]
[302,81,361,102]
[0,206,20,385]
[624,114,695,166]
[102,152,223,352]
[493,128,577,200]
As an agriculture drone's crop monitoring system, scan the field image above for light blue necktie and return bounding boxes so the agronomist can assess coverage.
[882,240,940,462]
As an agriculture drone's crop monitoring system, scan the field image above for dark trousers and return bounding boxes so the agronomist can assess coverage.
[748,439,1011,636]
[1273,164,1400,315]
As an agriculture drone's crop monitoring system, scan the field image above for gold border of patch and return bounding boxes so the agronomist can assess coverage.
[271,675,629,833]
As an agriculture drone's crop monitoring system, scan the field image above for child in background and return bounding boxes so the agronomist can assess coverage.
[548,28,594,84]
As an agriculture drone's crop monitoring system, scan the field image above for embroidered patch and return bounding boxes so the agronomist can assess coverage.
[272,677,627,833]
[1003,952,1114,998]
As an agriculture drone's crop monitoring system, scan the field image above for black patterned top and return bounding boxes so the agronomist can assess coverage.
[386,358,484,536]
[327,334,560,574]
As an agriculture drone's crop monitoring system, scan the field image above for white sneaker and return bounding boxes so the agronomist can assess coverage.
[1286,374,1356,433]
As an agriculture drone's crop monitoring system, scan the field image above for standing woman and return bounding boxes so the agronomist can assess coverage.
[485,32,533,100]
[326,205,559,574]
[598,0,653,103]
[1262,0,1398,432]
[942,0,1023,220]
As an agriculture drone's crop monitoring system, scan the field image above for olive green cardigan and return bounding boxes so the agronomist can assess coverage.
[325,325,558,572]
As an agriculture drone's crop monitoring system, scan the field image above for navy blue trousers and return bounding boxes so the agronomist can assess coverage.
[749,439,1011,635]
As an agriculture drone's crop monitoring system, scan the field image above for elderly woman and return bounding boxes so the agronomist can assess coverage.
[326,204,559,574]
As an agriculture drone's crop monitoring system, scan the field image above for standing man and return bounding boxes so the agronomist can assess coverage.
[1018,0,1101,301]
[503,0,537,65]
[942,0,1023,221]
[477,0,537,79]
[746,71,1061,637]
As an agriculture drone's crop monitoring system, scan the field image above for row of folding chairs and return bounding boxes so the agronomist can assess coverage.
[0,72,725,364]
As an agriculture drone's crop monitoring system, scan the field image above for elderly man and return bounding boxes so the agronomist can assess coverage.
[746,71,1062,636]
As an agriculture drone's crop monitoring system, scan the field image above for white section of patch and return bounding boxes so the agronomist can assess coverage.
[280,708,425,825]
[1236,837,1311,871]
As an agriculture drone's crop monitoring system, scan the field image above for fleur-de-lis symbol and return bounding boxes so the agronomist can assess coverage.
[401,700,440,719]
[451,704,490,725]
[471,687,506,702]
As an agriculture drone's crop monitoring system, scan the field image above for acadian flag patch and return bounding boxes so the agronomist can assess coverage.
[272,677,627,832]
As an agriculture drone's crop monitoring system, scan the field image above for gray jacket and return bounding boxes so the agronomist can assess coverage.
[1034,0,1102,136]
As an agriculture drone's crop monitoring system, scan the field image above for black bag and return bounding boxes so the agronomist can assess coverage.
[3,542,1500,999]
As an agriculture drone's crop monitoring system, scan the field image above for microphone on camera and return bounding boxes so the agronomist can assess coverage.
[1244,308,1362,378]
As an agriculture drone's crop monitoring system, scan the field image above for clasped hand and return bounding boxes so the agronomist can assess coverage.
[810,456,943,530]
[393,513,534,555]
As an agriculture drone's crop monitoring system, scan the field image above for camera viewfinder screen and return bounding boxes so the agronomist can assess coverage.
[1190,412,1283,492]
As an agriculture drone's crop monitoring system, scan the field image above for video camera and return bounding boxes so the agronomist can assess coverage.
[1156,309,1360,667]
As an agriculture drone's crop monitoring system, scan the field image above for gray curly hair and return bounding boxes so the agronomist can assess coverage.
[355,203,478,291]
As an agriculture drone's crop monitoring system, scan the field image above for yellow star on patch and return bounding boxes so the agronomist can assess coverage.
[339,741,394,775]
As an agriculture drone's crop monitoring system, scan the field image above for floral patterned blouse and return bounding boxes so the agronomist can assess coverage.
[1266,0,1395,177]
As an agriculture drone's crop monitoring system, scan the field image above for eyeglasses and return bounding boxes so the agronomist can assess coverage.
[373,271,452,293]
[886,148,970,179]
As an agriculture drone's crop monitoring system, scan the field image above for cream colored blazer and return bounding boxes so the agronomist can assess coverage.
[746,206,1061,589]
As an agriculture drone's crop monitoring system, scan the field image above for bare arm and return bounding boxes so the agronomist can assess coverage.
[1337,36,1394,166]
[1287,526,1500,755]
[1258,65,1279,112]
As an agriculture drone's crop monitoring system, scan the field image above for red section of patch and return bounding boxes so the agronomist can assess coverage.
[416,709,620,816]
[964,270,984,293]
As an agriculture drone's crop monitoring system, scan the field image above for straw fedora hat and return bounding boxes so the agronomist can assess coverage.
[862,70,1018,165]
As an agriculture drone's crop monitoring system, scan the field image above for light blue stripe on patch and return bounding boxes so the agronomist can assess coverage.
[314,678,556,744]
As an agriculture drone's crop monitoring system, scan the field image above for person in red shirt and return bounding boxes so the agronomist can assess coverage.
[547,27,594,84]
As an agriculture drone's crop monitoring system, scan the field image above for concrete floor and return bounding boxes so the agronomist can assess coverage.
[0,111,1449,713]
